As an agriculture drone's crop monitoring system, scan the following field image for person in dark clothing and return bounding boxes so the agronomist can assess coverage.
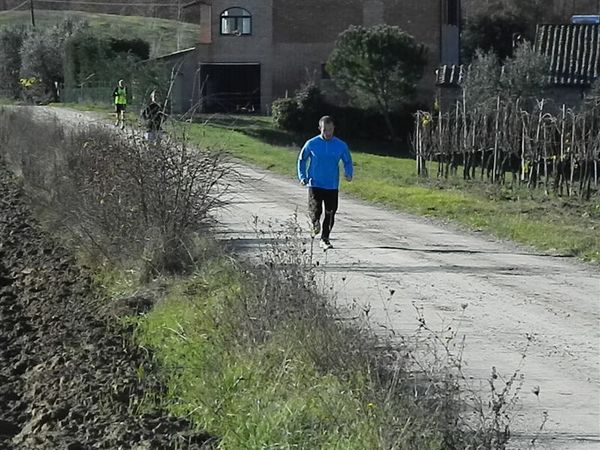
[140,90,166,141]
[297,115,353,250]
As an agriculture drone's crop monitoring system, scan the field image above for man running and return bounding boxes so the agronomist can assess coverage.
[112,79,127,129]
[297,115,353,250]
[140,90,166,141]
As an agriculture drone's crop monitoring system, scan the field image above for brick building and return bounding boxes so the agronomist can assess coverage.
[161,0,460,113]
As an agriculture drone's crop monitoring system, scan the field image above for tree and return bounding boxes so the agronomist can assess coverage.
[462,0,559,62]
[62,30,157,107]
[462,49,501,109]
[0,26,28,99]
[462,44,549,111]
[462,13,527,62]
[64,32,125,87]
[326,24,427,143]
[462,42,548,115]
[501,42,549,101]
[20,19,84,103]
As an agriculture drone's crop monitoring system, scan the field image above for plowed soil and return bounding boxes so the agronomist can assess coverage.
[0,163,213,449]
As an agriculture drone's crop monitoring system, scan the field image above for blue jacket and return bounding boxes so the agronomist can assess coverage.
[297,135,353,190]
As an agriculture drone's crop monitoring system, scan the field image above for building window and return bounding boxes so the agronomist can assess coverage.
[220,7,252,35]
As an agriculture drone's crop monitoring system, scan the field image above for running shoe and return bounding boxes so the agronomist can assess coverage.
[319,239,333,250]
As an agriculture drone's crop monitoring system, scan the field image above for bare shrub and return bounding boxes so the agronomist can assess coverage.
[0,106,231,275]
[230,216,377,377]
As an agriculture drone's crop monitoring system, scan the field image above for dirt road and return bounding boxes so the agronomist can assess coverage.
[216,164,600,449]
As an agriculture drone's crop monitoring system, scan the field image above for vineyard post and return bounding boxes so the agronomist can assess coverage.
[415,113,422,176]
[492,96,501,183]
[580,112,590,199]
[529,99,545,189]
[569,110,576,196]
[481,114,487,180]
[449,100,459,178]
[520,112,527,183]
[462,88,468,179]
[593,107,599,188]
[438,105,443,178]
[559,105,566,195]
[543,123,549,195]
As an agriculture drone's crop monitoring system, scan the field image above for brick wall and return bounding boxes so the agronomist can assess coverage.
[273,0,363,43]
[384,0,440,91]
[193,0,443,111]
[270,0,440,102]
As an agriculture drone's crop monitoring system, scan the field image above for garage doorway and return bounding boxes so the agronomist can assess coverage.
[200,63,260,113]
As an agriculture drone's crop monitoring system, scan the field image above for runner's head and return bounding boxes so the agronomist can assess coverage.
[318,115,335,140]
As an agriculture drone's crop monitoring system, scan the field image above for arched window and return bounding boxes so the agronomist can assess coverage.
[220,7,252,36]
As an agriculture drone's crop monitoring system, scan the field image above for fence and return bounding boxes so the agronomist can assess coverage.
[414,97,600,199]
[60,82,146,110]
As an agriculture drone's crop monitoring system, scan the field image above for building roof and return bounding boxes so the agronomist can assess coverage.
[437,24,600,88]
[150,47,196,62]
[535,24,600,86]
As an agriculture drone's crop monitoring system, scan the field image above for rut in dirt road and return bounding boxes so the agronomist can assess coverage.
[0,165,213,449]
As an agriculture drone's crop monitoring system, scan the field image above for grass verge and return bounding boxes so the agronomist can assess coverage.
[134,258,380,449]
[129,229,509,449]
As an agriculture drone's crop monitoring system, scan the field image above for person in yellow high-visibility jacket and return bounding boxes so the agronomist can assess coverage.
[112,79,127,129]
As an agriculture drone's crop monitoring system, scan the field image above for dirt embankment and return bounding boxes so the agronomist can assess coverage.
[0,164,213,449]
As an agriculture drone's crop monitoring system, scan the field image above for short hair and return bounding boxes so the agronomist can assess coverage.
[319,115,334,126]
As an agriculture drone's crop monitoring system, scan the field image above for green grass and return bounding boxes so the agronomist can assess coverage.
[134,259,381,450]
[0,10,200,57]
[181,115,600,262]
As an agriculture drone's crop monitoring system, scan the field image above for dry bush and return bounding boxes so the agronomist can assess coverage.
[0,106,231,275]
[231,216,377,376]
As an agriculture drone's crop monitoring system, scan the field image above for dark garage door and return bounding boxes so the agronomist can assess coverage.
[200,63,260,113]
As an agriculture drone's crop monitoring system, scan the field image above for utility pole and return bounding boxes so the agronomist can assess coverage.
[177,0,181,51]
[29,0,35,27]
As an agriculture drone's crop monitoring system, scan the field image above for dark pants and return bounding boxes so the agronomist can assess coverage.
[308,187,338,240]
